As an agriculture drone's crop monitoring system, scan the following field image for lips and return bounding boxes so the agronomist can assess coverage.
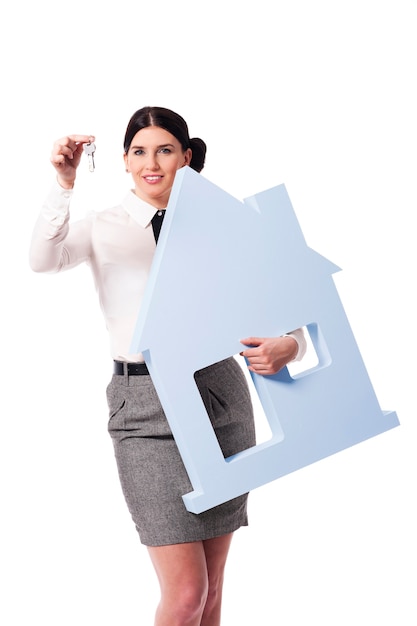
[144,175,163,183]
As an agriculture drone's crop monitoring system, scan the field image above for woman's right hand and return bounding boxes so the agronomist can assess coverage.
[51,134,95,189]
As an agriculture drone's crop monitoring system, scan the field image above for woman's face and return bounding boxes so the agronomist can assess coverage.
[124,126,191,208]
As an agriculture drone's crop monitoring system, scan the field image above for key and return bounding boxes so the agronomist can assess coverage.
[83,141,96,172]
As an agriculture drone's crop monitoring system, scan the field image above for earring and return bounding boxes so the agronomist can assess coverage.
[126,168,129,173]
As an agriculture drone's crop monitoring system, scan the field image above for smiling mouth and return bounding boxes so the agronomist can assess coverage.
[144,175,163,182]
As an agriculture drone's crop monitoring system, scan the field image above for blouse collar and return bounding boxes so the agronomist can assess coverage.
[122,189,164,227]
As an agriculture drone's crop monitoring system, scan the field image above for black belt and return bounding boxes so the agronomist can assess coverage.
[113,360,149,376]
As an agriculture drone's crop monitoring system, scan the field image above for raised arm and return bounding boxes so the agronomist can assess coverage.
[29,134,95,273]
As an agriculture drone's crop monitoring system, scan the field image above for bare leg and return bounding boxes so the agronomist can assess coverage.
[201,534,233,626]
[147,533,233,626]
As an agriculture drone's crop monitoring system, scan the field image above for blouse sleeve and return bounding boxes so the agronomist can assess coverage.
[285,327,307,362]
[29,181,93,273]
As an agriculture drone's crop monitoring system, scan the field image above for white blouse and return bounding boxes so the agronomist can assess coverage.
[30,181,306,363]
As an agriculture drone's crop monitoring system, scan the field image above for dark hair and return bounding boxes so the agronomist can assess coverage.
[123,106,206,173]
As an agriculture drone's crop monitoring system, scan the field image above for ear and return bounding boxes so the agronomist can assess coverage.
[183,148,192,166]
[123,152,129,172]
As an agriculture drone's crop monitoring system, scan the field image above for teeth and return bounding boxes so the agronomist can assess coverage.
[146,176,160,181]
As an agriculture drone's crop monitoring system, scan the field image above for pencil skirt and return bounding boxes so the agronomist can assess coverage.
[107,357,256,546]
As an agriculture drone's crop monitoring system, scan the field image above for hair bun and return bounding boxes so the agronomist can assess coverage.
[189,137,207,173]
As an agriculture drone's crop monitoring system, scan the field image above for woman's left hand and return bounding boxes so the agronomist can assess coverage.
[240,336,298,376]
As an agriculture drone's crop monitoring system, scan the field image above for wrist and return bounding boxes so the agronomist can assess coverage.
[56,175,75,190]
[281,334,299,361]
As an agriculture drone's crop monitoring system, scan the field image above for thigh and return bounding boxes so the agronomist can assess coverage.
[148,541,209,593]
[203,533,234,580]
[147,533,234,592]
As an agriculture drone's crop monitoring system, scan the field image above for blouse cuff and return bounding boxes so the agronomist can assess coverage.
[283,328,307,362]
[40,181,74,225]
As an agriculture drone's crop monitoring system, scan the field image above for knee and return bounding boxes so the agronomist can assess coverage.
[169,580,209,623]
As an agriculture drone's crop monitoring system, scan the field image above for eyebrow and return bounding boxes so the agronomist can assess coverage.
[130,143,176,150]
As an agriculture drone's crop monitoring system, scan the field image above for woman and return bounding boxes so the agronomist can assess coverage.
[30,106,306,625]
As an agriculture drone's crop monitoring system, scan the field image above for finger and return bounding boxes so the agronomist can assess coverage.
[51,154,66,168]
[247,364,273,376]
[52,135,95,156]
[240,336,264,347]
[66,134,95,144]
[52,143,76,161]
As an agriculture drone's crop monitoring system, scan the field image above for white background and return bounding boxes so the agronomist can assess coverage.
[1,1,416,624]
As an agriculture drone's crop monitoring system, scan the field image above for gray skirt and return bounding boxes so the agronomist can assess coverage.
[107,357,256,546]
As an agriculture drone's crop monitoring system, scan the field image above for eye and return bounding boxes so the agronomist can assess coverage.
[159,147,172,154]
[133,149,145,156]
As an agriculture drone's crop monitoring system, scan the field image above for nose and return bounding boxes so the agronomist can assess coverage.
[146,153,160,170]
